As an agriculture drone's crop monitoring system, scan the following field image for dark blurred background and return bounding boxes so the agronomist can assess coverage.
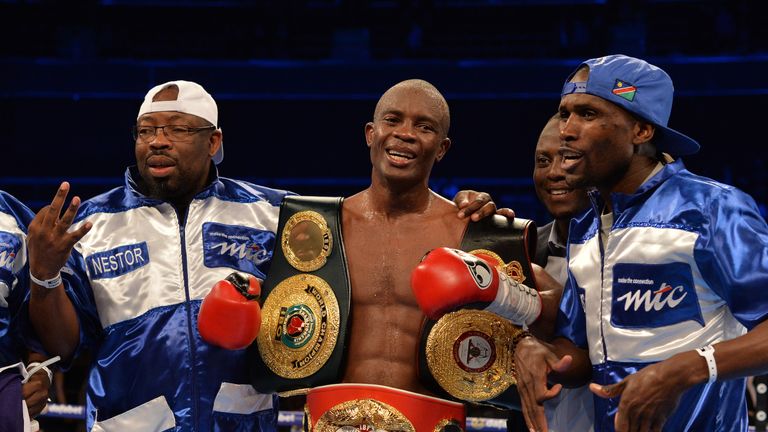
[3,0,767,226]
[3,0,767,430]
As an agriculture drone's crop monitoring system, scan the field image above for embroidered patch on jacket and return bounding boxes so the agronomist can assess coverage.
[87,242,150,280]
[611,262,703,329]
[0,231,21,286]
[202,222,275,278]
[612,79,637,102]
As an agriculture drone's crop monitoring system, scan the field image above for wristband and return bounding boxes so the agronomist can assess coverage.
[23,356,60,385]
[30,271,62,289]
[696,345,717,384]
[25,363,53,384]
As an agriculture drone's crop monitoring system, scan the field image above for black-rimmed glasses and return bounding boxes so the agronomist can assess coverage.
[133,124,216,142]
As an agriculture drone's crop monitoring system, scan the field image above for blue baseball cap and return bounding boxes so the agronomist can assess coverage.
[561,54,700,156]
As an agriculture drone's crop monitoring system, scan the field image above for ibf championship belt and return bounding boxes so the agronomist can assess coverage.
[248,196,351,394]
[305,383,465,431]
[418,215,536,408]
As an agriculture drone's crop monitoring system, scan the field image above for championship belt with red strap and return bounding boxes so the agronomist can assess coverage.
[305,383,466,431]
[418,215,536,409]
[248,196,351,394]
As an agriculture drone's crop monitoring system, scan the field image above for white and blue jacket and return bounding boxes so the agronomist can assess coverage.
[58,167,289,431]
[0,191,34,370]
[556,159,768,432]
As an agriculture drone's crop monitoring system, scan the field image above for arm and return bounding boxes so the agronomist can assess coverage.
[27,182,92,362]
[593,319,768,432]
[594,189,768,432]
[527,264,565,341]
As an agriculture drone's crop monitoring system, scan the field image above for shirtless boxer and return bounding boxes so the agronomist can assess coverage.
[295,79,497,430]
[340,79,462,393]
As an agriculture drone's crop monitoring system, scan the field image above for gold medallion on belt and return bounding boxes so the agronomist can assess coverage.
[314,399,415,432]
[257,274,341,379]
[426,309,523,401]
[282,210,333,272]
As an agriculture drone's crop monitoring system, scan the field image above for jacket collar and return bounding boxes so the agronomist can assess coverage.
[124,162,221,202]
[587,158,687,216]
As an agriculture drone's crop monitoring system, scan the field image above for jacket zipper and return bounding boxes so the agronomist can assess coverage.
[176,205,199,430]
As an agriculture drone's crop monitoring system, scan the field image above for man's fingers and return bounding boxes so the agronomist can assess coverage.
[45,182,71,224]
[473,192,491,206]
[452,190,474,218]
[21,383,48,417]
[495,207,516,220]
[32,205,51,228]
[614,407,628,432]
[519,383,548,432]
[539,382,563,402]
[454,191,493,220]
[524,399,549,431]
[460,192,493,220]
[27,401,46,418]
[550,354,572,373]
[453,190,471,207]
[58,195,81,227]
[589,382,608,397]
[648,418,665,432]
[523,370,557,430]
[590,381,624,399]
[515,367,545,431]
[68,221,93,247]
[471,200,496,221]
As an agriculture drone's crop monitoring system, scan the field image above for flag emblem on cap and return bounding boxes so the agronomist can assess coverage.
[612,80,637,102]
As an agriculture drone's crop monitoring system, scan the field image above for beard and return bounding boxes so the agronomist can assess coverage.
[140,169,199,205]
[143,177,172,200]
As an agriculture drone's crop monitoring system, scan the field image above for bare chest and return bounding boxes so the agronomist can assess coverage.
[343,219,463,307]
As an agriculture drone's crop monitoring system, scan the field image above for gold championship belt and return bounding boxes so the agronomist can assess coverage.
[306,384,466,432]
[248,196,351,394]
[418,215,536,408]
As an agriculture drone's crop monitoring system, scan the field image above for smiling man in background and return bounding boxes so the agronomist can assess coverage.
[514,55,768,432]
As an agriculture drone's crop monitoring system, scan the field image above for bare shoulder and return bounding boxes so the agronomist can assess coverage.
[430,191,460,213]
[343,191,364,209]
[428,191,466,225]
[342,191,366,221]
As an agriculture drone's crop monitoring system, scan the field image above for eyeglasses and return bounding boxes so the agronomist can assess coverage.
[133,124,216,142]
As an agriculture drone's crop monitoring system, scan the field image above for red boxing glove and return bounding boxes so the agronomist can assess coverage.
[198,272,262,350]
[411,247,541,326]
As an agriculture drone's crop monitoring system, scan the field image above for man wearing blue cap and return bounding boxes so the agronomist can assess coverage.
[513,55,768,432]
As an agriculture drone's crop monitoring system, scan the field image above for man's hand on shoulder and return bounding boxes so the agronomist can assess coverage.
[453,190,497,221]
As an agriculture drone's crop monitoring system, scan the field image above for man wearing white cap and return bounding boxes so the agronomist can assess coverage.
[512,55,768,432]
[23,80,497,431]
[26,80,287,431]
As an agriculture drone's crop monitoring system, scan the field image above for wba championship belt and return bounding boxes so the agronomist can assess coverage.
[418,215,536,408]
[305,383,465,432]
[248,196,351,394]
